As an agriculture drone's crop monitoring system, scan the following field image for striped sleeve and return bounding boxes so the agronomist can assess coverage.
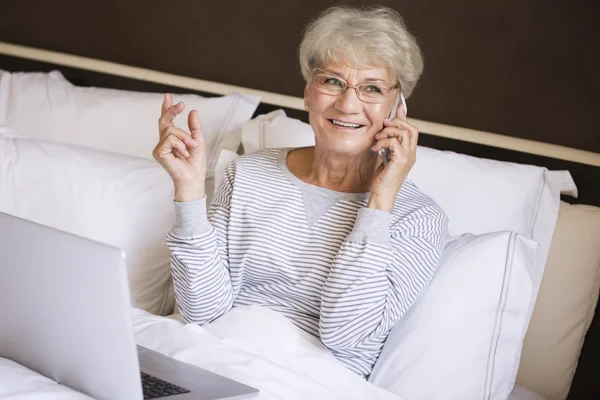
[165,167,236,325]
[319,204,449,358]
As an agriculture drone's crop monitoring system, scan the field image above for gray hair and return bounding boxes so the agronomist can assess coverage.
[298,5,424,98]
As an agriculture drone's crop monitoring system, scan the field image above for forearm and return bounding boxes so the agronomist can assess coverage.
[167,198,234,324]
[319,208,395,349]
[320,202,449,354]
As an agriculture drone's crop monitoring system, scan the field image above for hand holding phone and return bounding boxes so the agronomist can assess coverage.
[369,92,419,213]
[378,93,407,166]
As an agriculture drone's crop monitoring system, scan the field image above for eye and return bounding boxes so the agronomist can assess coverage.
[363,85,383,94]
[324,77,344,87]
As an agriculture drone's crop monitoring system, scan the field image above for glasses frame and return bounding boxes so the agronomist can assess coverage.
[311,67,400,104]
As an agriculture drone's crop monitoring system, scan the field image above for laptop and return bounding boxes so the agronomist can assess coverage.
[0,211,260,400]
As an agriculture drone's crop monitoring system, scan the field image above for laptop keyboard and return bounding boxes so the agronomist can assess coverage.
[141,372,191,399]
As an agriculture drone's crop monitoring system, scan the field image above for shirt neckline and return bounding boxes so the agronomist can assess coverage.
[277,148,371,202]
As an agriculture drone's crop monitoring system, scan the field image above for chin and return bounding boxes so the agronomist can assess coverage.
[318,136,371,157]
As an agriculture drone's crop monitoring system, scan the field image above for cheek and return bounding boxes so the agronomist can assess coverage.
[307,97,330,130]
[366,104,392,127]
[307,92,333,114]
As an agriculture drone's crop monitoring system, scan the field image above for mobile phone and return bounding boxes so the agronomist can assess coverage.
[378,93,407,166]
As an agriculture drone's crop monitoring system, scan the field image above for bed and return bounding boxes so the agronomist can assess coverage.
[0,6,599,398]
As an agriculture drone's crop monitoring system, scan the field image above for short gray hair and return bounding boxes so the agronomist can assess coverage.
[299,5,424,98]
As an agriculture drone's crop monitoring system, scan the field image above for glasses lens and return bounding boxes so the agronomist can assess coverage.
[314,74,345,95]
[357,84,389,103]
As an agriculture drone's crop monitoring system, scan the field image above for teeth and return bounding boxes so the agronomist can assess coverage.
[332,119,361,128]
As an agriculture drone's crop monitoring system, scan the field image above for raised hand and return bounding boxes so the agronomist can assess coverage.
[153,93,207,202]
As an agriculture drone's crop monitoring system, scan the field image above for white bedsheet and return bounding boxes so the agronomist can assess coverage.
[0,306,402,400]
[0,358,93,400]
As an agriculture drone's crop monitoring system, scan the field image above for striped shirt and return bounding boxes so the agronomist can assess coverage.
[166,148,449,377]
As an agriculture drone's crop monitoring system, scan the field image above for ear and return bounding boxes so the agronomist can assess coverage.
[400,93,408,116]
[303,85,309,110]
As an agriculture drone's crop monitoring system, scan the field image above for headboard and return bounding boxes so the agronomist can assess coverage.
[1,1,599,398]
[2,0,598,152]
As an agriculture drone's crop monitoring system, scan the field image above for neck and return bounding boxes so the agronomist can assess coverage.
[293,146,378,193]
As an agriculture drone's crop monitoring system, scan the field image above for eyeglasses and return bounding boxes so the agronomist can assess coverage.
[311,67,400,103]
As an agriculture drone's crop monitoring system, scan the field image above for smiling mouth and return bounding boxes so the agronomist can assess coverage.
[328,119,364,129]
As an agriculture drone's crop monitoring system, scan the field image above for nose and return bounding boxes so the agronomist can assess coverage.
[333,86,361,114]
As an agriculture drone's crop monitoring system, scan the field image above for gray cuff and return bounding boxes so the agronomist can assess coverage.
[171,196,213,237]
[346,208,393,247]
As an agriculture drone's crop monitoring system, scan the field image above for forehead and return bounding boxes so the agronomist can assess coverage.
[319,61,392,82]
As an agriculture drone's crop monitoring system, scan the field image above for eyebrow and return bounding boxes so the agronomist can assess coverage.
[324,68,388,83]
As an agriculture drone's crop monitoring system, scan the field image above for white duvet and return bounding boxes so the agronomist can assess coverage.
[0,306,402,400]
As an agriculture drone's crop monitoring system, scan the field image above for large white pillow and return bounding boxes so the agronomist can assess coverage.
[0,69,259,177]
[0,132,175,315]
[406,149,575,359]
[409,147,542,237]
[368,231,539,400]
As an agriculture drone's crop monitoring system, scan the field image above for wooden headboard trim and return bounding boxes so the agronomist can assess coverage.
[2,41,599,167]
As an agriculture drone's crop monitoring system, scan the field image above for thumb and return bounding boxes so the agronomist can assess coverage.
[188,110,205,143]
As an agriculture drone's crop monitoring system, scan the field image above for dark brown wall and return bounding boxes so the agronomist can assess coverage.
[1,0,599,152]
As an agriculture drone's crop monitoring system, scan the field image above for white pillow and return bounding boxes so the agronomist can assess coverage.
[0,69,259,177]
[368,231,539,400]
[242,110,315,153]
[409,147,541,237]
[0,132,175,315]
[406,149,575,350]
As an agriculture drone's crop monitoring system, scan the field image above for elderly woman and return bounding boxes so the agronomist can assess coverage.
[153,5,448,377]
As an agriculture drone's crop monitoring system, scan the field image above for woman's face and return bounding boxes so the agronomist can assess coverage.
[304,61,398,158]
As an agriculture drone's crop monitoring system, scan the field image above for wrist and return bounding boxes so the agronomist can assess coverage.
[367,192,395,213]
[174,182,205,202]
